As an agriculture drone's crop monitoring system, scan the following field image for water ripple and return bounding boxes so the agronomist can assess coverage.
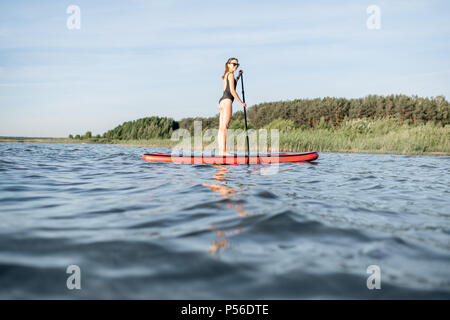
[0,143,449,299]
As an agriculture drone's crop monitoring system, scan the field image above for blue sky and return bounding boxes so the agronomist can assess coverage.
[1,0,449,137]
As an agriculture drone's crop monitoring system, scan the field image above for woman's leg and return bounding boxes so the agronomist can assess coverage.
[218,99,232,155]
[217,100,223,150]
[218,103,224,153]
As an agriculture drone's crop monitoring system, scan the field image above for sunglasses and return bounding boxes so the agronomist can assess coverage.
[230,62,240,67]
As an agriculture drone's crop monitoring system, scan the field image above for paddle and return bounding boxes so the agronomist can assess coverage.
[239,70,250,164]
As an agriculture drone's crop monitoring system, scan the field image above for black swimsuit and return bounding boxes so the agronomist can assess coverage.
[219,73,237,103]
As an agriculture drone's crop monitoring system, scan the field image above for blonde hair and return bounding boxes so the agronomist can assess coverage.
[221,57,238,79]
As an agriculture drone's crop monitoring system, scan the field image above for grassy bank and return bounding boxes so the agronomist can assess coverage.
[2,118,449,155]
[275,118,450,155]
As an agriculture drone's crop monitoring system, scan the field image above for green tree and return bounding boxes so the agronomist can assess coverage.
[102,116,179,140]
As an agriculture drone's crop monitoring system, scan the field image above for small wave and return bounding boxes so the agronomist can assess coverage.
[0,196,51,203]
[255,190,278,199]
[247,209,372,243]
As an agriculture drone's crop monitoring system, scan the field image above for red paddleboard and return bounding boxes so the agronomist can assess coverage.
[142,151,319,164]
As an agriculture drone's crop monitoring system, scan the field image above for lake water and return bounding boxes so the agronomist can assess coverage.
[0,142,449,299]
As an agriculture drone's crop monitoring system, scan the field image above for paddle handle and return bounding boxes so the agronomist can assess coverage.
[240,71,250,164]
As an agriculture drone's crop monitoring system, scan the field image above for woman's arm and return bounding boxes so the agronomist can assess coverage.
[228,73,245,106]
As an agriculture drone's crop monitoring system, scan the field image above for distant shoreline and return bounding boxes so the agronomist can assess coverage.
[4,94,449,156]
[1,136,448,156]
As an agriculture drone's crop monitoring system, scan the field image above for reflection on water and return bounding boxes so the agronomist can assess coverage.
[202,165,237,199]
[203,165,250,254]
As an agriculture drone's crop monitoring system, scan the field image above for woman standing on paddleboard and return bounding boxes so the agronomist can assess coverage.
[217,58,246,156]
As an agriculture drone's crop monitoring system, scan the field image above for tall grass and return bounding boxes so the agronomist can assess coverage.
[277,117,450,154]
[109,118,449,155]
[100,118,449,155]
